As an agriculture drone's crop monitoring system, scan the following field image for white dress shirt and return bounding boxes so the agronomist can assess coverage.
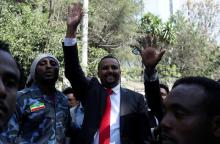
[93,84,121,144]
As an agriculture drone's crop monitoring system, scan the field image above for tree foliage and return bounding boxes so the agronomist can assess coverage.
[89,0,142,51]
[1,0,52,77]
[0,0,144,86]
[185,0,220,40]
[134,0,220,84]
[169,0,220,78]
[139,13,176,47]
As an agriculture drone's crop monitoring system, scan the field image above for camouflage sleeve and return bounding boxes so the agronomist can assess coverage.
[0,113,20,143]
[0,91,27,143]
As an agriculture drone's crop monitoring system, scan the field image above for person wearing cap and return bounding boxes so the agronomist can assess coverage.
[2,54,71,143]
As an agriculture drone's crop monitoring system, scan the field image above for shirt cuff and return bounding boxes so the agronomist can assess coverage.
[144,70,158,82]
[64,38,77,46]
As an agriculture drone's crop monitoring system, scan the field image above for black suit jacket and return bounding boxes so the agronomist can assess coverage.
[63,44,152,144]
[144,76,164,122]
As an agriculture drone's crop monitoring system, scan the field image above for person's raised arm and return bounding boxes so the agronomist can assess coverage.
[140,36,165,122]
[63,3,88,104]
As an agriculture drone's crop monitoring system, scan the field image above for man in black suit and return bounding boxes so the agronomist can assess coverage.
[62,3,164,144]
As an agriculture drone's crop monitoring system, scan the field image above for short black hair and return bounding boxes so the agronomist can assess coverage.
[0,40,11,53]
[98,55,120,70]
[63,87,74,95]
[173,76,220,117]
[159,83,169,94]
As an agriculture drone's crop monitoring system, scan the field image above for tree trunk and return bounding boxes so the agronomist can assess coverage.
[82,0,89,74]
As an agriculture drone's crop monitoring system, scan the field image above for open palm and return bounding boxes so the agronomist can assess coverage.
[140,35,165,71]
[67,3,83,30]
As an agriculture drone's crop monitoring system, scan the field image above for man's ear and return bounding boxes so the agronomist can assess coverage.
[212,116,220,138]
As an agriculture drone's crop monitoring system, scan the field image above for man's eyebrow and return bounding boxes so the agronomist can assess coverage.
[50,60,58,63]
[6,72,19,81]
[49,59,56,61]
[169,103,191,113]
[39,59,47,63]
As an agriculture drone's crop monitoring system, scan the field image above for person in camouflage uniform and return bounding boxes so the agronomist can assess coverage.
[1,54,71,144]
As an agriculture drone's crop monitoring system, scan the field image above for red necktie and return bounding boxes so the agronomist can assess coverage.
[99,88,112,144]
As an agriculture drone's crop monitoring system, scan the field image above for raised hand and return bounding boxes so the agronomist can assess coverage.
[140,36,165,75]
[66,3,83,38]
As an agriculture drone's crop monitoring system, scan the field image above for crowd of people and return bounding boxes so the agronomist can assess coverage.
[0,2,220,144]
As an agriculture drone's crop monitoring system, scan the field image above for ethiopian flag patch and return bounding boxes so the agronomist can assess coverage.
[30,102,45,112]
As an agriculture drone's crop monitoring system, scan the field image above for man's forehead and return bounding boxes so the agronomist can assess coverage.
[39,57,57,62]
[165,84,206,109]
[100,58,119,65]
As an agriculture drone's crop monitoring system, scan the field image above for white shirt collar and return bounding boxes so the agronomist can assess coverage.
[111,84,120,95]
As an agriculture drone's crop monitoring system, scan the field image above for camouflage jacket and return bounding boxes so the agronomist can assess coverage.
[0,85,70,144]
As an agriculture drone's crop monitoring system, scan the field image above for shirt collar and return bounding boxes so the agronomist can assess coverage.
[111,84,120,95]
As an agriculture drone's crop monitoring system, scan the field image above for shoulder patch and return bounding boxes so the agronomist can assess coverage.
[30,102,45,112]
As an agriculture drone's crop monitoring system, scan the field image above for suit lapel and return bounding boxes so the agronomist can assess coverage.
[120,88,127,133]
[99,86,108,120]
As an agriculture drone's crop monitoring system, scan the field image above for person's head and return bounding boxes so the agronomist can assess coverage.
[63,87,78,107]
[30,53,59,86]
[97,55,121,88]
[0,41,20,131]
[161,76,220,144]
[160,83,169,99]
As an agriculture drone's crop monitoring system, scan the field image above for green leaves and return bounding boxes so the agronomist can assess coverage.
[89,0,141,51]
[1,0,143,84]
[134,0,220,83]
[0,0,63,81]
[135,13,176,51]
[166,0,220,79]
